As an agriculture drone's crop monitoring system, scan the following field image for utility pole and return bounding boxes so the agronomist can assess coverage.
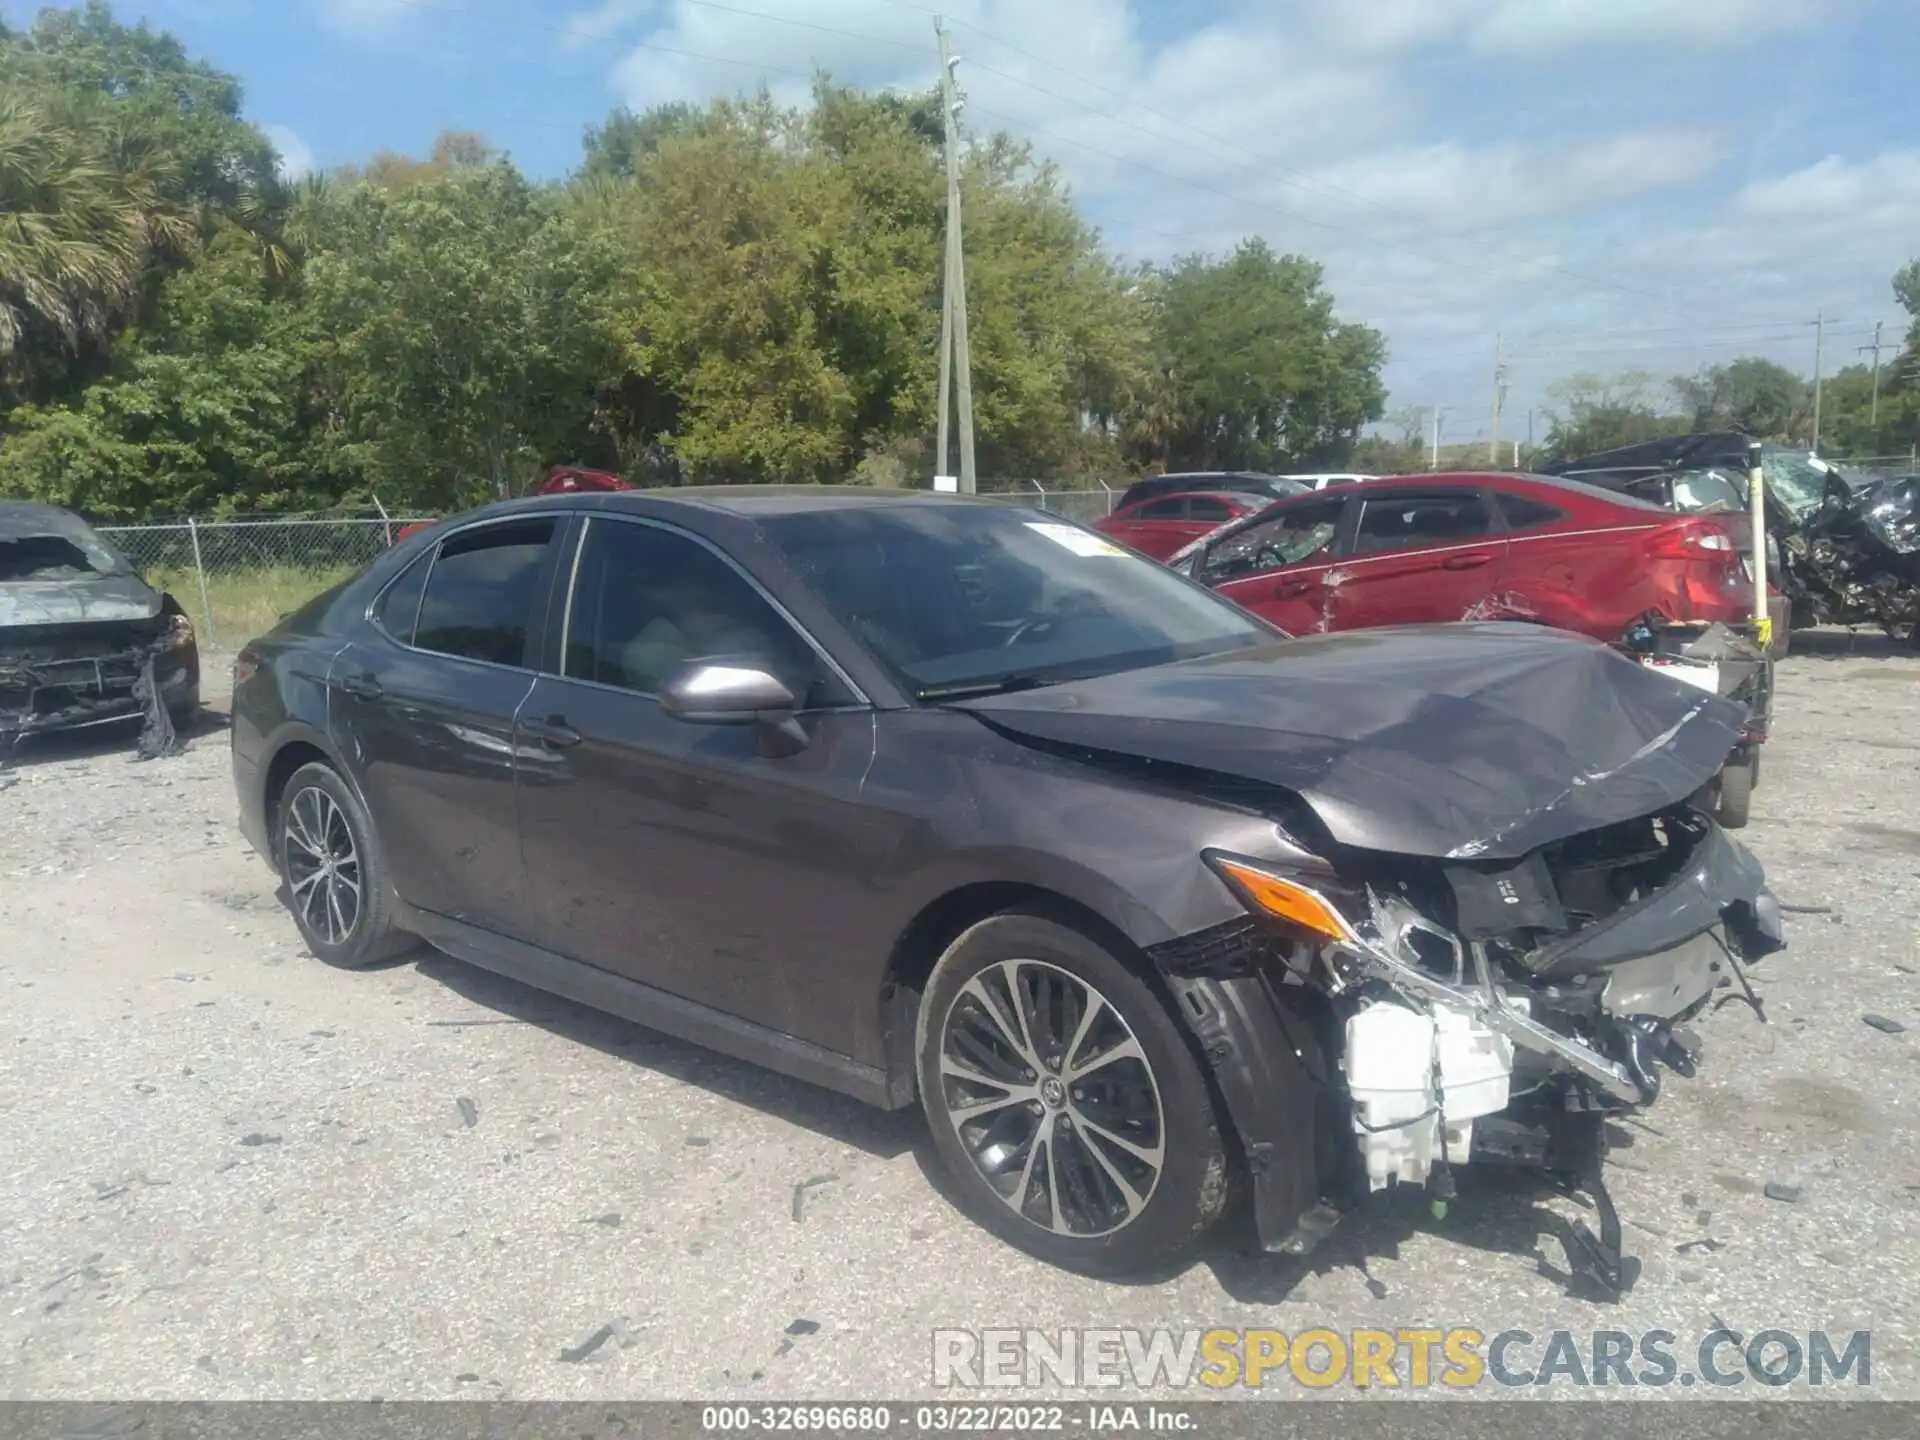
[1488,334,1507,465]
[1859,320,1886,429]
[1429,406,1449,470]
[1810,310,1825,453]
[935,17,977,494]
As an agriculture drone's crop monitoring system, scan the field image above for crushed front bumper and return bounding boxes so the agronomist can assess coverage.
[1149,817,1783,1268]
[0,643,198,740]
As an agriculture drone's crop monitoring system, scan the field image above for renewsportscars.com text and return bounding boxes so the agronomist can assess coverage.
[931,1327,1871,1391]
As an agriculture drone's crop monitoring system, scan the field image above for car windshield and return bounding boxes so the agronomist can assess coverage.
[1668,468,1746,514]
[0,527,128,582]
[1761,449,1830,520]
[759,503,1271,698]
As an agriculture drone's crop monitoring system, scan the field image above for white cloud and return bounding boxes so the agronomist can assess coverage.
[1305,0,1845,55]
[572,0,1899,437]
[1473,0,1839,54]
[560,0,656,53]
[264,124,317,181]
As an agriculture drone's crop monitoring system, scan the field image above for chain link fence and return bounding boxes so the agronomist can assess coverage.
[97,515,428,651]
[96,488,1119,651]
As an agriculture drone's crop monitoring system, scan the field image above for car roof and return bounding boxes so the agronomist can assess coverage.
[1126,489,1257,505]
[0,500,94,538]
[457,485,1024,525]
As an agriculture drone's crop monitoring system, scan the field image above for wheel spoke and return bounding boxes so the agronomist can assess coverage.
[1062,992,1107,1075]
[997,960,1043,1061]
[1068,1035,1144,1081]
[289,869,324,898]
[285,798,322,858]
[949,1087,1037,1121]
[1073,1111,1165,1170]
[1039,1122,1065,1233]
[325,881,348,943]
[960,973,1041,1072]
[1069,1122,1151,1222]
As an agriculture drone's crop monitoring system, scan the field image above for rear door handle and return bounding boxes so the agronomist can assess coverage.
[1277,579,1315,597]
[1441,552,1492,570]
[337,672,383,699]
[520,715,581,748]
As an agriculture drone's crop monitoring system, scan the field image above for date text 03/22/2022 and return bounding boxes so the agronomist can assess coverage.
[698,1406,1194,1433]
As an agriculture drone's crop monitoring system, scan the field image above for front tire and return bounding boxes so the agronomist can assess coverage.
[916,912,1229,1276]
[275,761,416,969]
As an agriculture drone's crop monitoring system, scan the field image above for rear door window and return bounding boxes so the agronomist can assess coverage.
[1351,494,1496,555]
[1495,494,1566,532]
[1186,496,1235,522]
[1131,497,1190,521]
[414,519,557,668]
[371,553,430,645]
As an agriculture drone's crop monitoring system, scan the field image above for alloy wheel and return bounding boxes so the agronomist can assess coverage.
[283,785,362,946]
[937,958,1166,1237]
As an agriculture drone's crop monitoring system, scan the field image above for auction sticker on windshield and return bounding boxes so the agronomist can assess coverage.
[1026,522,1126,557]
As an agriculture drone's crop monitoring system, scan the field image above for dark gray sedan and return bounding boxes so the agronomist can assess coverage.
[229,488,1783,1293]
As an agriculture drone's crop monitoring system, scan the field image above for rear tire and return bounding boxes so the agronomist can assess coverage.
[1716,756,1754,828]
[916,912,1229,1277]
[275,761,416,969]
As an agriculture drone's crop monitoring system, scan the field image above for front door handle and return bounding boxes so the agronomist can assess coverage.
[1441,552,1492,571]
[1277,580,1315,598]
[521,715,581,748]
[337,672,383,699]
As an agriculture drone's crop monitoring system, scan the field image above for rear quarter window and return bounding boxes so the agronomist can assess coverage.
[1496,495,1567,531]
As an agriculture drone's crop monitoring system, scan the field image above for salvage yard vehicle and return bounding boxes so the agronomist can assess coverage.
[1093,489,1267,560]
[230,489,1784,1296]
[1165,472,1776,826]
[1,501,199,753]
[1549,432,1920,649]
[1113,471,1308,512]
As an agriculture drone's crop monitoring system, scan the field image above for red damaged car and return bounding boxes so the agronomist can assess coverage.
[1165,472,1778,824]
[1092,489,1269,560]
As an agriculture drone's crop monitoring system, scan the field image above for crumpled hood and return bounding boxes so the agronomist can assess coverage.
[0,574,163,627]
[957,623,1745,861]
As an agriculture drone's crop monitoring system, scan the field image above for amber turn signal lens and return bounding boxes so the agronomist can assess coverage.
[1209,857,1355,943]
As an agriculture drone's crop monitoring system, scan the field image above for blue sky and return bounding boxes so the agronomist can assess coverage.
[11,0,1919,444]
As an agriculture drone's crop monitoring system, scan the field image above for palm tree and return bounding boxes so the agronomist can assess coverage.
[0,91,195,356]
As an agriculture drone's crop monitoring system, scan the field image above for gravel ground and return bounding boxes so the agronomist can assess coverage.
[1,634,1916,1402]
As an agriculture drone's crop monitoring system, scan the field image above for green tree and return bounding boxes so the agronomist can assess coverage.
[0,222,334,516]
[1143,239,1385,471]
[1540,370,1687,460]
[302,163,622,507]
[1672,356,1808,439]
[582,82,1146,484]
[579,104,702,184]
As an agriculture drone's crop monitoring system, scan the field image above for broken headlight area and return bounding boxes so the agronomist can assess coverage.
[1170,807,1783,1298]
[0,611,197,749]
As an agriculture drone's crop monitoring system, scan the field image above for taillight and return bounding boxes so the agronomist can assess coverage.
[232,649,260,686]
[1650,518,1736,559]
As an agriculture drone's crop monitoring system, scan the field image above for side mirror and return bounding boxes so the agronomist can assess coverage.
[659,658,796,724]
[658,658,809,757]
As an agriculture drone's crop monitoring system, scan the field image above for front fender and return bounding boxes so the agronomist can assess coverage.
[1157,967,1346,1252]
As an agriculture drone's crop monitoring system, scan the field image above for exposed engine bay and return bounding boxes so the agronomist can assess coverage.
[1155,801,1783,1300]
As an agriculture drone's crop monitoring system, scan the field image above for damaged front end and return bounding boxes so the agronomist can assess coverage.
[0,609,198,752]
[1155,804,1783,1299]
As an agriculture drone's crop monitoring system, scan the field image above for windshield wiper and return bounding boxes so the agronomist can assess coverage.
[917,673,1060,701]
